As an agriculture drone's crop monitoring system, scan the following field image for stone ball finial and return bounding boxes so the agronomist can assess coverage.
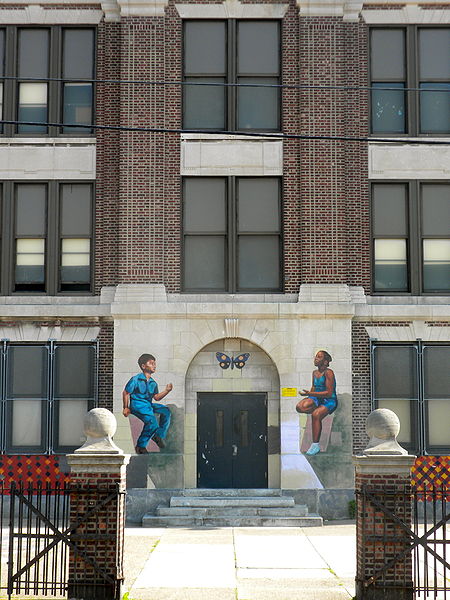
[364,408,408,455]
[74,408,123,455]
[84,408,117,439]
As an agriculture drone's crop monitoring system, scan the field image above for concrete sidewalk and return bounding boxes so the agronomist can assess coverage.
[123,522,356,600]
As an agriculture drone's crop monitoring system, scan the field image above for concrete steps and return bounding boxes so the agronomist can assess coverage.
[142,489,323,528]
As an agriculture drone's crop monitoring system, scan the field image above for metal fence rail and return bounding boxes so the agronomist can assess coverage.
[0,480,123,599]
[358,484,450,599]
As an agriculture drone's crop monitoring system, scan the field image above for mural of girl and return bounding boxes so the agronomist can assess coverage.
[296,350,338,456]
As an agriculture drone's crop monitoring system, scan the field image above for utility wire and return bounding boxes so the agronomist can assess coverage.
[1,74,450,93]
[3,119,450,145]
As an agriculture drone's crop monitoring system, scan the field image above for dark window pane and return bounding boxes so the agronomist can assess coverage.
[238,21,279,75]
[63,83,93,133]
[421,184,450,236]
[237,77,279,130]
[184,179,226,232]
[184,236,226,290]
[424,346,450,399]
[237,178,279,232]
[184,78,226,129]
[54,345,94,397]
[63,29,94,79]
[61,184,92,236]
[18,29,49,78]
[18,82,48,133]
[370,29,405,80]
[420,83,450,134]
[419,29,450,79]
[16,184,46,235]
[8,345,47,397]
[423,239,450,292]
[0,29,4,76]
[374,345,418,399]
[371,83,405,133]
[238,235,279,289]
[374,239,408,291]
[184,22,226,75]
[372,184,407,236]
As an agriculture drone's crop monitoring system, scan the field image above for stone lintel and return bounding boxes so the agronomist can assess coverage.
[353,454,416,477]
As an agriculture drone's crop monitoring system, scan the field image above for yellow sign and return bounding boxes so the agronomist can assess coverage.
[281,387,297,397]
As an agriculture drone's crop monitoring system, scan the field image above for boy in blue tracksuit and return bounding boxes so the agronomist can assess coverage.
[122,353,172,454]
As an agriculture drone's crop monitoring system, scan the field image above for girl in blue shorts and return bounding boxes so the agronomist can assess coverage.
[295,350,337,456]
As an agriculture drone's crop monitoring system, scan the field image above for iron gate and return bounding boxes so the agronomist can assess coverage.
[357,484,450,599]
[0,481,125,599]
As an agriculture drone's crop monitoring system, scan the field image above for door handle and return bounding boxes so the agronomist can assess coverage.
[232,444,238,456]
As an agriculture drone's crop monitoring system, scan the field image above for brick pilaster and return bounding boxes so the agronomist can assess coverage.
[354,455,416,600]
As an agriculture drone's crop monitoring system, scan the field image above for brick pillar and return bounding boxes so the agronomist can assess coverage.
[353,409,416,600]
[66,409,130,600]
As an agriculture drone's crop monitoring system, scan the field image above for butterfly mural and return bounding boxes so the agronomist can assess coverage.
[215,352,250,370]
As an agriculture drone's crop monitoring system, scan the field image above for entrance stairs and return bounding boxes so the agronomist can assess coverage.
[142,489,323,527]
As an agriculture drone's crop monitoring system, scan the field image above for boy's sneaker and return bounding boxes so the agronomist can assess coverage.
[135,446,148,454]
[153,435,166,449]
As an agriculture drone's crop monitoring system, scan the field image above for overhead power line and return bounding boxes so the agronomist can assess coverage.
[1,75,450,94]
[2,119,450,145]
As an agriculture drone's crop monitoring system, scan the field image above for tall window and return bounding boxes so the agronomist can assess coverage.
[183,20,280,131]
[0,27,95,136]
[372,182,450,294]
[0,342,97,454]
[183,177,282,292]
[372,343,450,455]
[0,182,93,294]
[370,27,450,135]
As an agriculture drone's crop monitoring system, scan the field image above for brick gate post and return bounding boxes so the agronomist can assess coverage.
[66,408,130,600]
[353,409,416,600]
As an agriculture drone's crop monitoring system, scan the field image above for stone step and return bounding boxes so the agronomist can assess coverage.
[156,505,309,518]
[181,488,282,497]
[170,496,295,508]
[142,514,323,528]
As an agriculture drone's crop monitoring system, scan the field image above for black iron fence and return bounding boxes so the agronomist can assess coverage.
[0,480,124,599]
[357,484,450,599]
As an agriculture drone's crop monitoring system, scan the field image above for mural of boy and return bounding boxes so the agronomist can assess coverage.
[122,353,172,454]
[296,350,338,456]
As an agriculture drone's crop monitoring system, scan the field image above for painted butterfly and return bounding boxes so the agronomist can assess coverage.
[215,352,250,370]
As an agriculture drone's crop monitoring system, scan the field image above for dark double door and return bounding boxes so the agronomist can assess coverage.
[197,392,268,488]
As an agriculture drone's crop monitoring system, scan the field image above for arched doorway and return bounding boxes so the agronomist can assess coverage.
[184,338,280,489]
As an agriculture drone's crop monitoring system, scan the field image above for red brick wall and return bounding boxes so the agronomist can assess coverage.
[298,17,370,290]
[93,6,371,293]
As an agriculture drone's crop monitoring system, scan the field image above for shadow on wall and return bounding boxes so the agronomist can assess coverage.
[126,404,184,489]
[300,393,354,489]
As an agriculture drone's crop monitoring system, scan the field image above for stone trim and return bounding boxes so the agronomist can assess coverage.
[365,321,450,341]
[362,4,450,23]
[297,0,363,21]
[369,143,450,180]
[0,5,103,23]
[175,2,289,19]
[353,454,416,476]
[0,324,100,342]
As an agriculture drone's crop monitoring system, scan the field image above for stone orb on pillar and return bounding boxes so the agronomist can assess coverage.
[364,408,408,455]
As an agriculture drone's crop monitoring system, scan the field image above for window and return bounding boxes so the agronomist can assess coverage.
[183,177,282,292]
[0,27,95,136]
[0,342,97,454]
[370,27,450,135]
[372,343,450,455]
[372,182,450,294]
[183,20,280,131]
[0,182,93,294]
